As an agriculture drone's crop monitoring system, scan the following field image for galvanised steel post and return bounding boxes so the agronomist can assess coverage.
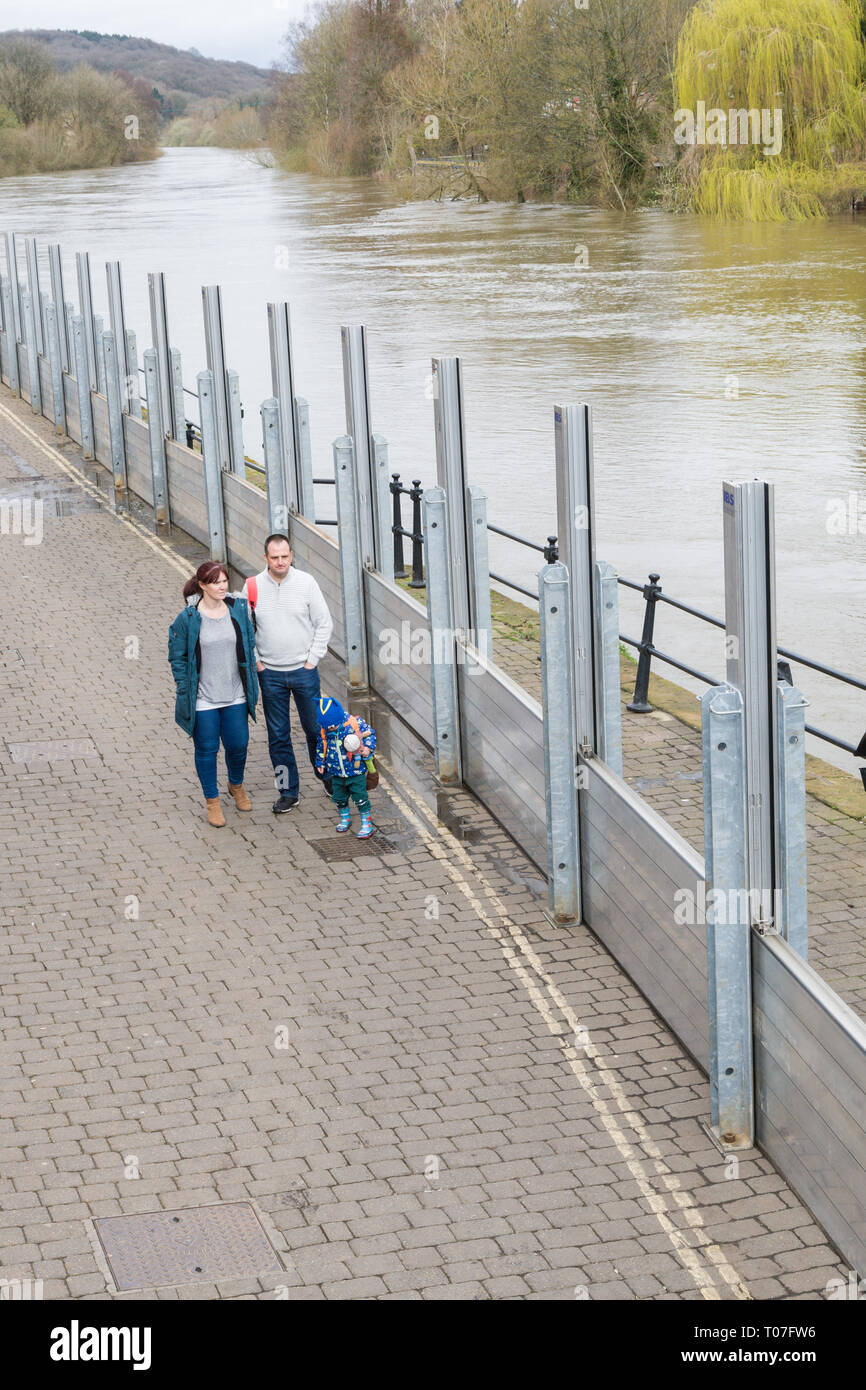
[723,480,779,930]
[48,244,69,372]
[333,434,370,691]
[261,398,288,535]
[71,315,95,460]
[431,356,471,636]
[143,348,170,528]
[148,271,176,438]
[202,285,232,472]
[75,251,98,390]
[594,559,623,776]
[45,301,67,436]
[226,369,245,476]
[2,233,23,341]
[21,289,41,415]
[554,403,597,754]
[64,303,75,373]
[777,681,809,961]
[267,302,301,514]
[466,485,493,661]
[341,324,377,568]
[539,562,581,926]
[371,434,394,583]
[700,681,754,1149]
[170,348,185,442]
[422,485,462,785]
[1,276,20,395]
[94,315,106,395]
[24,237,44,356]
[125,330,141,418]
[197,370,227,563]
[102,330,128,506]
[106,261,130,412]
[295,396,315,518]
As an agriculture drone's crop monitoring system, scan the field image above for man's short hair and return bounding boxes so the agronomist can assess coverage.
[264,533,292,554]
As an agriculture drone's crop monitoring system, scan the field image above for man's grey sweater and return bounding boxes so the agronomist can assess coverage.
[245,567,333,670]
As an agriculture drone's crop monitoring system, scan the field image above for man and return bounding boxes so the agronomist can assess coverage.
[245,533,333,813]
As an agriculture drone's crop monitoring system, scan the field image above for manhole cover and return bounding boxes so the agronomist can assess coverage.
[310,833,388,861]
[94,1203,283,1292]
[7,737,98,763]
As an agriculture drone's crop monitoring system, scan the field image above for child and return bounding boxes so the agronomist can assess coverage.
[315,696,377,839]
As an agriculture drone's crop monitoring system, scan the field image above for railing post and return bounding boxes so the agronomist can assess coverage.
[391,473,407,577]
[776,681,809,961]
[700,681,754,1149]
[71,315,94,460]
[170,348,185,442]
[1,277,20,396]
[227,368,245,476]
[45,301,67,436]
[626,573,662,712]
[333,434,369,691]
[372,434,394,583]
[539,562,581,926]
[144,348,170,528]
[467,485,493,660]
[125,330,141,417]
[408,481,425,588]
[295,396,315,518]
[261,398,288,535]
[75,251,97,390]
[594,559,623,775]
[422,485,462,785]
[554,403,597,753]
[48,244,69,372]
[21,289,42,415]
[102,330,128,507]
[197,370,227,563]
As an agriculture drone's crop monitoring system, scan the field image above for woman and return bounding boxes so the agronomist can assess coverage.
[168,561,259,827]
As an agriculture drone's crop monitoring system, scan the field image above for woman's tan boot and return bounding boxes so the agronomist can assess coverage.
[205,797,226,827]
[227,783,252,811]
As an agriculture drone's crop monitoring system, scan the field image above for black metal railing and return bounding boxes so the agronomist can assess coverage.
[389,474,425,586]
[620,571,866,760]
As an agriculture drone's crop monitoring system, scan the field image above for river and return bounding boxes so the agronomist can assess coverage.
[3,146,864,771]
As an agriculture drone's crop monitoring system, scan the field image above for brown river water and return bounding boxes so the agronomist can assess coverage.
[2,146,864,771]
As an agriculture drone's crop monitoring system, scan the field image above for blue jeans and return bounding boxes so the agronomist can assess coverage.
[258,665,323,798]
[192,703,249,799]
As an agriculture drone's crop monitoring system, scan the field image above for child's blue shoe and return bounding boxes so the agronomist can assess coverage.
[336,808,351,833]
[357,814,373,839]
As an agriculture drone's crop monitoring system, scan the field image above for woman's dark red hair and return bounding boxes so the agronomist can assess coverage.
[183,561,228,600]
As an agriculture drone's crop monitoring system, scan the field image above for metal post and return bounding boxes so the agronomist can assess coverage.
[21,289,41,415]
[539,562,581,925]
[333,435,369,690]
[391,473,407,578]
[408,481,425,588]
[554,403,597,754]
[776,681,809,960]
[94,315,106,394]
[295,396,315,518]
[1,276,20,395]
[65,302,75,374]
[261,398,288,535]
[594,560,623,776]
[106,261,130,412]
[341,324,377,568]
[24,237,44,356]
[197,370,227,563]
[466,485,493,660]
[144,348,170,528]
[45,301,66,436]
[2,233,22,341]
[267,302,300,514]
[125,330,141,417]
[422,485,462,785]
[723,480,778,929]
[432,356,471,635]
[102,330,128,506]
[627,573,662,712]
[71,315,94,460]
[170,348,185,443]
[148,271,176,438]
[75,251,98,390]
[227,368,245,476]
[700,681,754,1149]
[372,434,394,583]
[202,285,231,471]
[48,244,69,372]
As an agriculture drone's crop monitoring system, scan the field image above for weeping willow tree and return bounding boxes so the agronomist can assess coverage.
[673,0,866,218]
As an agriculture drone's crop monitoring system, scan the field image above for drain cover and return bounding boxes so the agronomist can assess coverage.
[7,737,98,763]
[94,1203,283,1292]
[310,833,387,861]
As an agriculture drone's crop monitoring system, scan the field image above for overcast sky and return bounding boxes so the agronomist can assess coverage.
[6,0,310,68]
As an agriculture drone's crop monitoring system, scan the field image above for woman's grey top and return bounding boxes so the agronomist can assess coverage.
[196,610,246,711]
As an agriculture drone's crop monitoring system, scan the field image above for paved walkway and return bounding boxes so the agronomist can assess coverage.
[0,389,848,1300]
